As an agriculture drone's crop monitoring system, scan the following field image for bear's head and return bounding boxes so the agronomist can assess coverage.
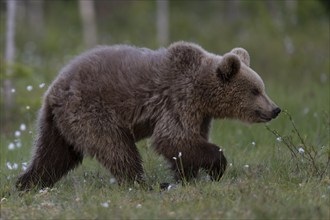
[167,42,281,123]
[210,47,281,123]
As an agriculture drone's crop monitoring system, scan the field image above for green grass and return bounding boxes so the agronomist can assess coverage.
[1,1,329,219]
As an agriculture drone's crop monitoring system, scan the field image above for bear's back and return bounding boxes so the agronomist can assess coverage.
[48,45,166,103]
[59,45,164,87]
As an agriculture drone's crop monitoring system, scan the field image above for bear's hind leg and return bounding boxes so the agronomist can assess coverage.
[90,128,145,187]
[16,105,83,191]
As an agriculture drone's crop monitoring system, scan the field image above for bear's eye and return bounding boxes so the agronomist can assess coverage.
[251,88,260,96]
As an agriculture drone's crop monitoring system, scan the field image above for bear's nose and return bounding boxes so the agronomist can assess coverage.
[272,107,281,118]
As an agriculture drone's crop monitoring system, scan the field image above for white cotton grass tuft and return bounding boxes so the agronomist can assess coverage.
[22,162,28,171]
[303,107,310,115]
[276,137,282,142]
[15,140,22,148]
[14,131,21,137]
[136,204,142,208]
[39,83,45,88]
[101,202,109,208]
[172,157,177,160]
[26,106,30,110]
[167,184,177,191]
[109,178,116,184]
[244,164,249,168]
[298,147,305,154]
[251,141,256,146]
[178,152,182,157]
[20,124,27,131]
[39,188,49,194]
[26,85,33,91]
[6,162,12,170]
[11,88,15,93]
[8,143,15,150]
[12,163,18,170]
[6,162,18,170]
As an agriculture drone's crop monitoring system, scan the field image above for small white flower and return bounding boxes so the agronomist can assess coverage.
[8,143,15,150]
[101,202,109,208]
[172,157,177,160]
[303,108,310,115]
[167,184,177,191]
[22,162,28,171]
[20,124,27,131]
[251,141,256,146]
[178,152,182,157]
[219,148,223,152]
[276,137,282,142]
[6,162,13,170]
[298,147,305,154]
[39,188,49,194]
[109,178,116,184]
[136,204,142,208]
[244,164,249,168]
[15,141,22,148]
[26,106,30,110]
[229,163,233,167]
[128,188,132,192]
[14,131,21,137]
[12,163,18,170]
[26,85,33,91]
[11,88,15,93]
[39,83,45,88]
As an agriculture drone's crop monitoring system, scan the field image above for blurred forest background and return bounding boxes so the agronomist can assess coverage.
[0,1,329,219]
[0,0,329,134]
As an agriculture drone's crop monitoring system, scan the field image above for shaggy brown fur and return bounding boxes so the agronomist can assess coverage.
[16,41,280,190]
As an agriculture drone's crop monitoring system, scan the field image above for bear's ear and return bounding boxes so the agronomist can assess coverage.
[216,53,241,82]
[230,47,250,66]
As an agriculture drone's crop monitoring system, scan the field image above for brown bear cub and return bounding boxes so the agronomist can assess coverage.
[16,42,280,190]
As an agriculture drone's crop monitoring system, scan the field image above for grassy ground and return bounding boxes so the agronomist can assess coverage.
[1,1,329,219]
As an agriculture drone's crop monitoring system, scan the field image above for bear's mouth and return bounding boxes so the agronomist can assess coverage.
[255,110,272,122]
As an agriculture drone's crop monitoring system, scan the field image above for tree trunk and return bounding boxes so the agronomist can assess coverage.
[156,0,169,46]
[3,0,16,124]
[79,0,97,48]
[285,0,297,25]
[27,0,44,35]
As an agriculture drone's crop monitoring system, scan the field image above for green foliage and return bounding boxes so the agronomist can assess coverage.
[0,1,329,219]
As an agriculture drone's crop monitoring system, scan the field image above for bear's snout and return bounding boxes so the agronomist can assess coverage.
[272,107,281,119]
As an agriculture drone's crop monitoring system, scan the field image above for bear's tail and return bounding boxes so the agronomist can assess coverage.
[16,102,83,191]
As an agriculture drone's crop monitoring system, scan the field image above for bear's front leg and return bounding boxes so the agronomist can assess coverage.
[202,145,227,181]
[153,136,227,183]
